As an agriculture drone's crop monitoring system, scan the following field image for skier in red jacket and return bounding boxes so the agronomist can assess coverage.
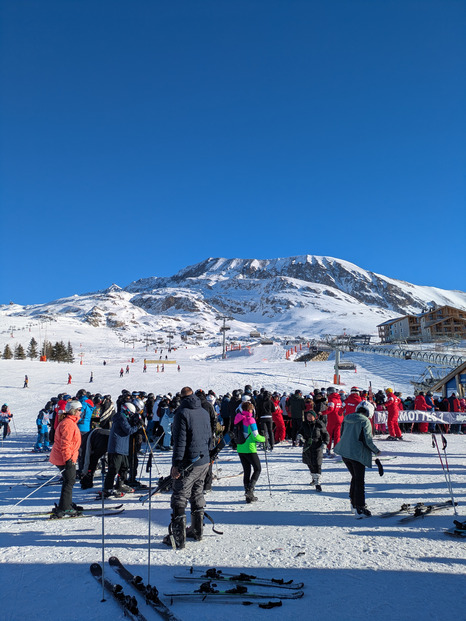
[323,388,344,456]
[385,388,402,440]
[414,392,429,433]
[343,387,362,416]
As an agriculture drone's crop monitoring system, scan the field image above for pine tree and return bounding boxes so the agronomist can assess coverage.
[27,337,38,360]
[66,341,75,363]
[51,341,67,362]
[14,344,26,360]
[2,344,13,359]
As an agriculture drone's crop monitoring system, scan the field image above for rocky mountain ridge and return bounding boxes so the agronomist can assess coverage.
[2,255,466,341]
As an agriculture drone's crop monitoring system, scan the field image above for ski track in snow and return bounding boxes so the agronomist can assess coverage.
[0,333,465,621]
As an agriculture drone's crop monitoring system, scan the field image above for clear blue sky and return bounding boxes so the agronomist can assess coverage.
[1,1,465,305]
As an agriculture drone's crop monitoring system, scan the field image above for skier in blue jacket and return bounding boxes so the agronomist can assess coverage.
[103,402,141,495]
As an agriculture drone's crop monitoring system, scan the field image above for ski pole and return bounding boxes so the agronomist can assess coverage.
[263,429,272,497]
[439,432,458,515]
[432,434,457,514]
[0,471,60,516]
[146,453,153,587]
[141,426,161,476]
[100,458,106,602]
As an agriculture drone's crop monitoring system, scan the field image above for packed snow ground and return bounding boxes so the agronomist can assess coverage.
[0,337,465,621]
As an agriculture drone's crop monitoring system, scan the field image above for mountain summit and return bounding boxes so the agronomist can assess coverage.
[3,255,466,340]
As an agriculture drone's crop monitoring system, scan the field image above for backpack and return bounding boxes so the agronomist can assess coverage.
[232,420,249,447]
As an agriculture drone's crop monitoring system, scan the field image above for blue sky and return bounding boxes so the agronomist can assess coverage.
[1,1,465,305]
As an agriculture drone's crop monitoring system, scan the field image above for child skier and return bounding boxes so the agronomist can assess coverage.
[34,401,52,452]
[298,409,330,491]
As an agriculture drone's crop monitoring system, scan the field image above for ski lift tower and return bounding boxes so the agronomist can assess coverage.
[167,332,175,352]
[218,316,232,360]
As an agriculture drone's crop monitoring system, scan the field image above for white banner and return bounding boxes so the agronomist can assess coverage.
[374,410,466,425]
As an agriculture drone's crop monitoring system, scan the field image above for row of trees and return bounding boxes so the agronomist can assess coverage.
[2,338,75,362]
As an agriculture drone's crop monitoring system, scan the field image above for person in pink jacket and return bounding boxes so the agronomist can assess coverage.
[49,400,83,518]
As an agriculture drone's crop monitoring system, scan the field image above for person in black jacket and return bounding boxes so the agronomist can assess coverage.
[258,391,275,450]
[103,402,141,495]
[163,387,212,549]
[195,389,216,493]
[298,410,330,491]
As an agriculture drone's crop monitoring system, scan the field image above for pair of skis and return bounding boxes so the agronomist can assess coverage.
[91,558,304,617]
[91,557,181,620]
[174,566,304,590]
[381,500,457,522]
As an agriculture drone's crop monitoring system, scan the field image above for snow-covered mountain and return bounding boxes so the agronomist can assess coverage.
[2,255,466,342]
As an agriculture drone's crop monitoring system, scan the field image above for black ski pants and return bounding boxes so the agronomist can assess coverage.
[342,457,366,508]
[57,461,76,511]
[239,452,261,490]
[259,418,274,449]
[104,453,129,490]
[291,418,302,443]
[304,447,324,474]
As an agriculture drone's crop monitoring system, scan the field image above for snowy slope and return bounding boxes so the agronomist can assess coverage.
[0,339,465,621]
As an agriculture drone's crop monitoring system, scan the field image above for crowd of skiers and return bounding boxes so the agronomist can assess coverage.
[26,383,464,523]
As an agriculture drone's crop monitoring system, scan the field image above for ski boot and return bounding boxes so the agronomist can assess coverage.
[116,483,135,494]
[163,513,187,549]
[186,508,204,541]
[245,484,258,504]
[314,473,322,492]
[51,505,81,519]
[355,505,372,519]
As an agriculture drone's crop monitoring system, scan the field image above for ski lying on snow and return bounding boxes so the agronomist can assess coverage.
[444,528,466,538]
[15,508,124,522]
[90,563,147,621]
[380,503,415,518]
[24,480,61,488]
[22,504,123,517]
[109,556,181,621]
[175,567,304,589]
[164,582,304,600]
[399,500,457,523]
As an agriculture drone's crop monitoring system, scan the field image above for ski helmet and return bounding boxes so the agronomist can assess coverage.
[355,400,375,419]
[122,402,137,415]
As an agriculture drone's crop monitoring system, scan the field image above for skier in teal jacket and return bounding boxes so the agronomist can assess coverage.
[334,400,381,519]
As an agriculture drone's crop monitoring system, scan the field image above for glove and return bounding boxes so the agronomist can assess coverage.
[66,459,76,467]
[297,434,304,442]
[374,458,384,477]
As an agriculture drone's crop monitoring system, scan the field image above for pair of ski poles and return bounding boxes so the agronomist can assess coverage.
[432,432,458,515]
